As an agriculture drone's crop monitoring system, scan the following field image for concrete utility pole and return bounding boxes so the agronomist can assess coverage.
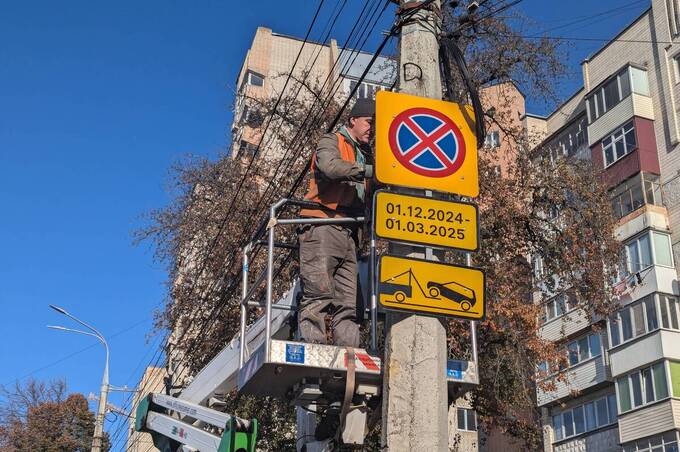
[381,1,449,451]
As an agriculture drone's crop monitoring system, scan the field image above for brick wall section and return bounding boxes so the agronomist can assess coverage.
[480,82,526,176]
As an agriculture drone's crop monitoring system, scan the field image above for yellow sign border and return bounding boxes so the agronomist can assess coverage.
[372,190,479,252]
[378,254,486,321]
[375,91,479,197]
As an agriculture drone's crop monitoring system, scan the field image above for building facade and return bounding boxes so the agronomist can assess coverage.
[231,27,395,160]
[534,2,680,450]
[127,367,165,452]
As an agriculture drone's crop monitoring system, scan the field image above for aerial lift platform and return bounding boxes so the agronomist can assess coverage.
[135,199,479,451]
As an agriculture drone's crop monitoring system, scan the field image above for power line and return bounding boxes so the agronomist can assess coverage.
[142,0,392,416]
[113,2,365,450]
[126,1,440,449]
[3,317,149,386]
[530,0,647,35]
[123,5,398,450]
[510,34,676,45]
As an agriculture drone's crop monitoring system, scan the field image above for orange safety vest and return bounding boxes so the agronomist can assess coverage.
[300,132,364,219]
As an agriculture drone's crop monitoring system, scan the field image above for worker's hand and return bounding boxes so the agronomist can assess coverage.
[363,164,373,179]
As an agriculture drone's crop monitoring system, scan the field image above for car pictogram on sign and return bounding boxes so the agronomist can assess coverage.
[388,107,466,178]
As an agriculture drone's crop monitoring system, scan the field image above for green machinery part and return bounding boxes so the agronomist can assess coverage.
[134,394,258,452]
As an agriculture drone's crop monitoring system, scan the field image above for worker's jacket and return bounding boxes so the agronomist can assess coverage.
[300,131,367,219]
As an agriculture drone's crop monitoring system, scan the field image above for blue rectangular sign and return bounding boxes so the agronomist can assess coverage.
[285,344,305,364]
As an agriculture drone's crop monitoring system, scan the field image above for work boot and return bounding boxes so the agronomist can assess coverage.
[315,402,342,441]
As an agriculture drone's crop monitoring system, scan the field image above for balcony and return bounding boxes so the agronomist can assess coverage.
[614,265,679,310]
[609,329,680,377]
[586,65,654,146]
[540,308,592,342]
[611,173,666,234]
[614,205,668,243]
[537,356,608,406]
[588,93,654,145]
[618,399,680,444]
[553,426,620,452]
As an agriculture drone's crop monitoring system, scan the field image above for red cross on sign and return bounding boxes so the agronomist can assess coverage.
[388,107,466,178]
[375,91,478,197]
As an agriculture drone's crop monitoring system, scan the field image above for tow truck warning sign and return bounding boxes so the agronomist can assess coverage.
[378,254,485,320]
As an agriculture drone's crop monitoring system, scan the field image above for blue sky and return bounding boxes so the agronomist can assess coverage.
[0,0,649,448]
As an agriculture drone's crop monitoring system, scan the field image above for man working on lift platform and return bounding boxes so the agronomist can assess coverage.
[298,98,375,348]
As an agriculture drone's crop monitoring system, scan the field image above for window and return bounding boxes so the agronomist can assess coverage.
[610,173,663,220]
[542,292,577,323]
[653,233,673,267]
[553,414,563,441]
[542,116,590,162]
[660,295,680,329]
[616,362,669,413]
[626,232,651,273]
[668,0,680,36]
[238,140,258,157]
[532,255,544,280]
[484,130,500,148]
[617,231,674,280]
[457,408,476,431]
[586,66,647,123]
[609,295,664,347]
[245,71,264,87]
[623,432,679,451]
[604,77,621,109]
[552,395,617,441]
[603,121,637,167]
[347,79,386,99]
[563,410,574,437]
[671,362,680,397]
[563,332,601,368]
[673,53,680,84]
[630,66,650,96]
[646,297,659,331]
[585,402,597,431]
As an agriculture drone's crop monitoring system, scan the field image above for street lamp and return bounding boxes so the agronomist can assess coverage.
[48,304,109,452]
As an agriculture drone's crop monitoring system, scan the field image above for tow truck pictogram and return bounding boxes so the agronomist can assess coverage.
[379,268,476,311]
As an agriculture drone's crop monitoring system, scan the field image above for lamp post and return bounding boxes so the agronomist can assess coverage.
[48,305,109,452]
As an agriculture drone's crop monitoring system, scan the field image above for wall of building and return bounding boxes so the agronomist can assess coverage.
[618,399,680,443]
[480,82,526,176]
[128,367,166,452]
[545,88,586,134]
[585,2,680,262]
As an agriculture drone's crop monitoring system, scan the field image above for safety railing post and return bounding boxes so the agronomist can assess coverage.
[369,196,378,353]
[264,199,286,361]
[466,252,478,376]
[239,244,251,368]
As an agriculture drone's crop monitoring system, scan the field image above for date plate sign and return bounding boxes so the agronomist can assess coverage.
[374,190,479,251]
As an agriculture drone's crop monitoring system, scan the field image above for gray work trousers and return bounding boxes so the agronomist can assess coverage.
[298,224,360,347]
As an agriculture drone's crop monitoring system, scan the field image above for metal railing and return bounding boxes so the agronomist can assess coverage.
[238,199,367,367]
[237,197,478,384]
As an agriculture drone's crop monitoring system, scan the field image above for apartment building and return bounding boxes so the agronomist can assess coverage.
[533,2,680,450]
[232,26,394,160]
